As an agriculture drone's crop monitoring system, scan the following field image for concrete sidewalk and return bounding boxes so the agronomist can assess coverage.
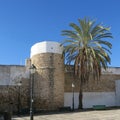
[12,109,120,120]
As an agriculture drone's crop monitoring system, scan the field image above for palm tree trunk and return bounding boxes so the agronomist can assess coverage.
[78,85,83,109]
[79,75,83,109]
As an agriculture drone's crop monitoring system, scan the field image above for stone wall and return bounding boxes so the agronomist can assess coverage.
[64,67,120,109]
[31,53,64,110]
[0,64,120,111]
[0,65,30,112]
[0,85,29,111]
[64,72,120,92]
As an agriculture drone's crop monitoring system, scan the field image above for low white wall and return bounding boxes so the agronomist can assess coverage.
[83,92,116,108]
[64,92,79,109]
[64,92,116,109]
[115,80,120,106]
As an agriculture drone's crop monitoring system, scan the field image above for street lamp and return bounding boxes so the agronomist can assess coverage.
[72,83,75,111]
[29,64,36,120]
[17,81,22,115]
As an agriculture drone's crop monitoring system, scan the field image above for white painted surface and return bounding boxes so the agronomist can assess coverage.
[30,41,63,57]
[64,92,116,109]
[0,65,27,85]
[0,66,10,85]
[102,67,120,75]
[83,92,116,108]
[9,66,27,85]
[115,80,120,106]
[64,92,79,109]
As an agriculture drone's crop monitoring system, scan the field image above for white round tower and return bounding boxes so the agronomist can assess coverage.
[30,41,64,110]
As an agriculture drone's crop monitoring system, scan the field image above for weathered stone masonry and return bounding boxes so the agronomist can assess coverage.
[30,41,65,110]
[31,53,64,110]
[0,41,120,111]
[0,65,30,112]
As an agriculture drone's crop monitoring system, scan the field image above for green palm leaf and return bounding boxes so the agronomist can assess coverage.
[61,17,113,109]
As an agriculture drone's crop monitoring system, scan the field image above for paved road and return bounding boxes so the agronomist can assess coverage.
[12,109,120,120]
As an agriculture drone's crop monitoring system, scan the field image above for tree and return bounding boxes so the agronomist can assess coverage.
[61,17,113,109]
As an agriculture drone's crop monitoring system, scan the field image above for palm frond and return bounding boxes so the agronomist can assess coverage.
[61,17,113,84]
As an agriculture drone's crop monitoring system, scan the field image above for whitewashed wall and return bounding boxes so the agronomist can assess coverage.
[30,41,63,57]
[83,92,116,108]
[102,67,120,75]
[64,92,116,109]
[64,92,79,109]
[0,66,10,85]
[115,80,120,106]
[0,65,28,85]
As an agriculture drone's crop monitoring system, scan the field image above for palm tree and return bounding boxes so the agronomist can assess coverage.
[61,18,113,109]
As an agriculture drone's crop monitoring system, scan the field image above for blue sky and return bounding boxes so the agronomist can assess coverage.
[0,0,120,66]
